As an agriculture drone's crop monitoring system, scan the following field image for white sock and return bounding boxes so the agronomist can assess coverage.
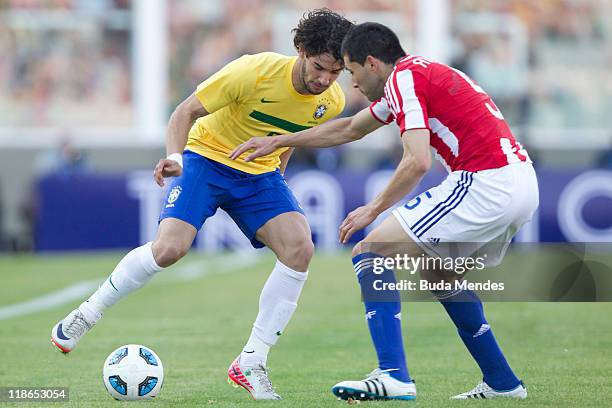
[79,242,163,322]
[241,332,270,367]
[241,260,308,367]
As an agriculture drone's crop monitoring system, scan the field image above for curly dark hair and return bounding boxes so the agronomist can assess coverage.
[292,8,354,62]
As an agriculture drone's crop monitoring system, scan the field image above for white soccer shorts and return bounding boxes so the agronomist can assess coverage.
[392,162,539,265]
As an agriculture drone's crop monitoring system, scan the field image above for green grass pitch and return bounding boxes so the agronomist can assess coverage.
[0,251,611,407]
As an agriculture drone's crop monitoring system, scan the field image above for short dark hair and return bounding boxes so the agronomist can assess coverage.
[292,8,354,62]
[341,22,406,65]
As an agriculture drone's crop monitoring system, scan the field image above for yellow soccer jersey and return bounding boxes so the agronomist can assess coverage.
[186,52,345,174]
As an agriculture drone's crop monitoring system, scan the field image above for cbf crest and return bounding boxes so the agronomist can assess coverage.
[313,104,328,119]
[165,185,182,208]
[313,97,332,120]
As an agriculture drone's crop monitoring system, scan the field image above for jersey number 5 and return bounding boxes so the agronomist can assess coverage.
[452,68,504,120]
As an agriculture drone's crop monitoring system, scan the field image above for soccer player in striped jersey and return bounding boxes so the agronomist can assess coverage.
[231,22,538,401]
[51,9,352,400]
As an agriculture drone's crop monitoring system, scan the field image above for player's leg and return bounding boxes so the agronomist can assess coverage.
[353,215,419,384]
[51,150,216,353]
[397,166,536,399]
[444,165,537,399]
[332,214,418,401]
[220,168,312,400]
[83,218,197,315]
[51,219,197,353]
[335,170,500,400]
[438,275,527,400]
[227,211,312,400]
[420,266,525,399]
[240,211,312,365]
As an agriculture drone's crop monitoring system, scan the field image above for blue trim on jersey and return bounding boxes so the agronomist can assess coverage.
[159,151,303,248]
[415,172,474,238]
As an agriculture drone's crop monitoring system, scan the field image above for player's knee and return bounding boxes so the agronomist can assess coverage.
[152,240,189,268]
[292,238,314,270]
[280,238,314,272]
[351,242,364,258]
[351,239,375,258]
[351,227,388,258]
[420,268,437,283]
[420,268,461,285]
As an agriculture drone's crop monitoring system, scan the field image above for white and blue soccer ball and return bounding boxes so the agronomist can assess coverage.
[102,344,164,400]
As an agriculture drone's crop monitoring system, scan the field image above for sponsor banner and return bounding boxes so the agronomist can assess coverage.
[33,168,612,251]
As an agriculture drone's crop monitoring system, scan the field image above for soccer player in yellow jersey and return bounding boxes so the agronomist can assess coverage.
[51,9,353,400]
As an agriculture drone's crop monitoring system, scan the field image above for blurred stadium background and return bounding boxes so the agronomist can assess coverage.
[1,2,611,406]
[0,0,610,251]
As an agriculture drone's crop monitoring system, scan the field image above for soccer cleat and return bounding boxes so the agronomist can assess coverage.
[227,356,281,400]
[451,381,527,399]
[50,308,99,353]
[332,368,416,401]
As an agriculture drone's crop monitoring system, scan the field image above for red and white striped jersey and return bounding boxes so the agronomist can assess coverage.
[369,55,531,173]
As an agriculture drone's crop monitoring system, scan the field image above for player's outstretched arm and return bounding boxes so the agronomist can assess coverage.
[339,129,431,243]
[154,93,208,187]
[229,107,382,162]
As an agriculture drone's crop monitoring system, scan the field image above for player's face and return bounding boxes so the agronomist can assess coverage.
[344,56,385,102]
[298,52,343,95]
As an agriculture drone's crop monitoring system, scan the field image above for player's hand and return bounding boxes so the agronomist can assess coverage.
[153,158,182,187]
[339,204,379,244]
[229,137,277,162]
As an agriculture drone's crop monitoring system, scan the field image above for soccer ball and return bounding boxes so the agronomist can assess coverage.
[102,344,164,400]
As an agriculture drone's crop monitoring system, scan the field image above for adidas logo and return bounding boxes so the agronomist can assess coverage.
[428,237,441,246]
[473,324,491,338]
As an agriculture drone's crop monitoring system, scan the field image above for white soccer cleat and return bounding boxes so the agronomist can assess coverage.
[332,368,416,401]
[227,356,281,400]
[51,308,99,353]
[451,381,527,400]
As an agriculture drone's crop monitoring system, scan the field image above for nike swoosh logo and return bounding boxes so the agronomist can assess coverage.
[260,98,279,103]
[243,350,255,353]
[56,323,71,340]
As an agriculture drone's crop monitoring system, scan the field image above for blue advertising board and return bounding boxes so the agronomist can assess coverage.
[33,167,612,251]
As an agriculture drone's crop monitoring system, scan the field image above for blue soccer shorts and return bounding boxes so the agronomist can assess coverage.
[159,150,304,248]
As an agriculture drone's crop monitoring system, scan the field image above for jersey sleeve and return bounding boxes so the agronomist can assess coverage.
[385,69,429,133]
[194,54,256,113]
[369,97,394,124]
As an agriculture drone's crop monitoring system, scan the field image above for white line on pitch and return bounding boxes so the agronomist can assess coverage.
[0,251,261,320]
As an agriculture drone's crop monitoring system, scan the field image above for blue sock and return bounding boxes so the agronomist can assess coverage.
[353,252,411,383]
[435,288,520,390]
